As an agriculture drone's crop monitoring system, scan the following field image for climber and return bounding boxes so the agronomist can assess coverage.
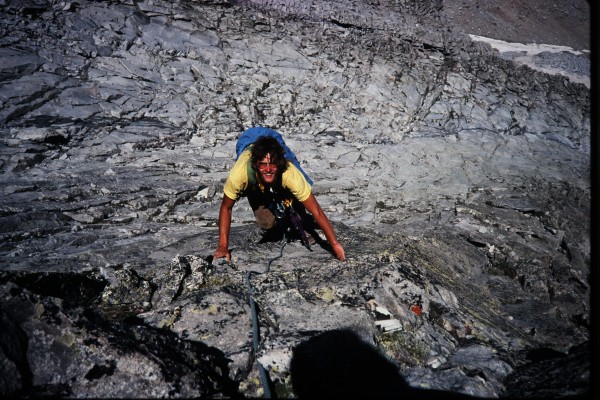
[213,127,346,262]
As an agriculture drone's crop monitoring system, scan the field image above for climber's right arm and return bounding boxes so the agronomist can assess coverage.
[214,194,236,262]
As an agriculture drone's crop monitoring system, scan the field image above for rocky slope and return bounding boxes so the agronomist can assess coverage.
[0,0,591,398]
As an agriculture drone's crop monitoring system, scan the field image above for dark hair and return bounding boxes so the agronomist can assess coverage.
[250,136,288,174]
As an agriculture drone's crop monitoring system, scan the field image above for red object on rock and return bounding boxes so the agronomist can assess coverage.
[411,305,421,316]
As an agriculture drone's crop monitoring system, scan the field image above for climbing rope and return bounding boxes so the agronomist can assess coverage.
[213,228,292,397]
[245,270,272,398]
[244,236,288,398]
[267,235,288,273]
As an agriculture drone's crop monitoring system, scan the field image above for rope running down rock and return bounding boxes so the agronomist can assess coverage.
[244,237,287,398]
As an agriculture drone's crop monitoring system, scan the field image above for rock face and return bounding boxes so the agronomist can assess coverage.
[0,0,590,398]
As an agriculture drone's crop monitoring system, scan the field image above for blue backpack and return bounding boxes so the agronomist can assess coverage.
[235,126,313,186]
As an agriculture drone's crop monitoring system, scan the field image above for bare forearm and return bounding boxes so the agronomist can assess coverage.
[314,211,338,245]
[214,195,236,261]
[315,211,345,260]
[302,194,346,261]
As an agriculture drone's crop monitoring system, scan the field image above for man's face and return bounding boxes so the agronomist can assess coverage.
[258,153,278,184]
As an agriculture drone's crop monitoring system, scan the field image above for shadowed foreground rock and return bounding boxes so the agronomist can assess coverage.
[0,222,590,398]
[0,0,590,398]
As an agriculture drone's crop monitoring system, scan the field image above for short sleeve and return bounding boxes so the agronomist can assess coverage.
[282,162,312,202]
[223,151,251,201]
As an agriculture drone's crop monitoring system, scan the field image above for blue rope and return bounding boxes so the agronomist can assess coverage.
[245,271,272,398]
[244,237,287,398]
[267,236,287,273]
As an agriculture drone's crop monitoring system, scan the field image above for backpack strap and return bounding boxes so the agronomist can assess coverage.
[246,157,258,189]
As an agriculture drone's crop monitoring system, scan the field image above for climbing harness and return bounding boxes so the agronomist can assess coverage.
[246,160,312,253]
[242,140,313,253]
[287,206,312,251]
[262,186,313,252]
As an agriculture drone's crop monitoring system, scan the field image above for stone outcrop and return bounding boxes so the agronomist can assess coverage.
[0,0,590,398]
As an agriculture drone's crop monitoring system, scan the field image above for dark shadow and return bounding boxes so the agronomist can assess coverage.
[81,310,244,399]
[290,329,408,399]
[290,329,592,399]
[258,225,286,244]
[0,270,108,309]
[290,329,482,400]
[0,308,34,398]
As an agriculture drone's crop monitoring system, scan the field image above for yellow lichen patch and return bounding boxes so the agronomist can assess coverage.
[157,307,182,329]
[57,333,77,347]
[274,375,295,398]
[34,303,45,318]
[375,330,429,366]
[207,304,219,315]
[239,376,264,398]
[317,287,336,302]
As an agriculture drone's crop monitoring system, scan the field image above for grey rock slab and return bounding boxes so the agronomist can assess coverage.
[260,287,373,335]
[0,0,591,398]
[0,48,44,77]
[449,344,513,376]
[0,281,235,398]
[403,365,500,398]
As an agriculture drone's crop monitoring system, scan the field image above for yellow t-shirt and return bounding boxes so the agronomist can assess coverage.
[223,150,312,202]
